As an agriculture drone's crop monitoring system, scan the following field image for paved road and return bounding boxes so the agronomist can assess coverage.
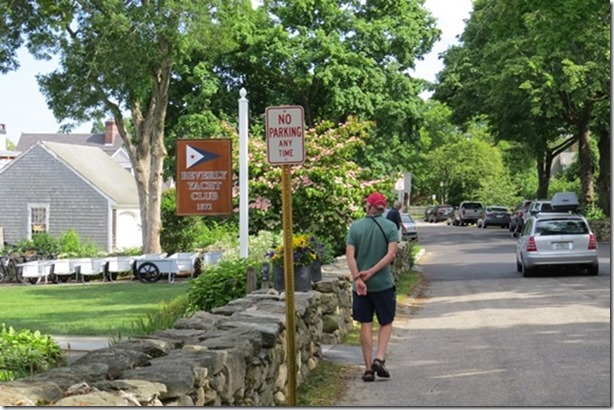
[334,221,611,406]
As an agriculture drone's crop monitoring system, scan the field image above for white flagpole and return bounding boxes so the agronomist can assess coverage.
[239,88,249,258]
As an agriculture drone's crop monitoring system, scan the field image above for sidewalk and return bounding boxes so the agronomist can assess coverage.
[52,335,111,351]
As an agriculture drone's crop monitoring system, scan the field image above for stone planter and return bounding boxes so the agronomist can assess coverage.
[310,259,322,282]
[273,264,312,292]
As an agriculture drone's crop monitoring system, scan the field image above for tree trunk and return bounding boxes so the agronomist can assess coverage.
[536,153,552,199]
[113,60,171,254]
[596,127,610,216]
[577,121,594,209]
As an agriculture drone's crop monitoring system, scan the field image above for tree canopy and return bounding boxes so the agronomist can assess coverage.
[433,0,609,208]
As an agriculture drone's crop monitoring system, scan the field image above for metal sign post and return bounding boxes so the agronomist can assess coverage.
[281,164,297,406]
[265,105,305,406]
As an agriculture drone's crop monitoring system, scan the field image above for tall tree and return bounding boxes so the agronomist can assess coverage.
[165,0,441,176]
[1,0,247,252]
[434,0,609,206]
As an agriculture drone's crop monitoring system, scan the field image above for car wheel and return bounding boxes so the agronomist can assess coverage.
[587,264,599,276]
[521,261,535,277]
[516,258,522,272]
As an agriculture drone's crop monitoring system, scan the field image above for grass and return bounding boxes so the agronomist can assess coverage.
[297,360,356,405]
[0,280,190,336]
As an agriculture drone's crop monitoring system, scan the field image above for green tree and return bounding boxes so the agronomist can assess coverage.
[1,0,249,252]
[165,0,441,176]
[434,0,609,206]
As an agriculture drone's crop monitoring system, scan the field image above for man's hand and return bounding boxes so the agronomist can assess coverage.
[355,278,367,295]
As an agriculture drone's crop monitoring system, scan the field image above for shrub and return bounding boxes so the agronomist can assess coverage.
[0,325,63,381]
[584,205,607,221]
[125,295,190,337]
[186,257,261,313]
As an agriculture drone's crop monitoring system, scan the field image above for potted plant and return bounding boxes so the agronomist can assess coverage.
[267,233,317,292]
[308,235,334,282]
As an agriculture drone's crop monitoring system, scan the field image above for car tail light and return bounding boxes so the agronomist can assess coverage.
[526,236,537,252]
[518,211,524,218]
[588,233,597,250]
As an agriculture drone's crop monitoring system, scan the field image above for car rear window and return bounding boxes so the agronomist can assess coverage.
[401,214,414,223]
[535,219,588,235]
[463,202,482,210]
[539,203,553,212]
[488,206,508,212]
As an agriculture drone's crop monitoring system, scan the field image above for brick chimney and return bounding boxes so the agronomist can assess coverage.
[104,120,117,145]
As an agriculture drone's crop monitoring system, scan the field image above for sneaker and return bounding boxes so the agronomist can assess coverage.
[371,358,390,378]
[362,369,375,382]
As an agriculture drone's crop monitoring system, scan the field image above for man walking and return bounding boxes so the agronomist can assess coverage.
[386,200,407,238]
[346,192,399,382]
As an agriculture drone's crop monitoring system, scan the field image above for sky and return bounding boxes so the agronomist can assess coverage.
[0,0,473,144]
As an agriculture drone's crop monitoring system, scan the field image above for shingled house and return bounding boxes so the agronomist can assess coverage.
[0,140,142,252]
[15,120,132,173]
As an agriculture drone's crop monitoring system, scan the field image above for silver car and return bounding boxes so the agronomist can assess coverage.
[514,212,599,277]
[401,213,418,241]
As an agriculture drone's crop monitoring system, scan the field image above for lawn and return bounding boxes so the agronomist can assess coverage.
[0,280,190,336]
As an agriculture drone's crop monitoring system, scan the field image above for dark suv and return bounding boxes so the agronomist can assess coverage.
[509,199,533,232]
[428,205,454,223]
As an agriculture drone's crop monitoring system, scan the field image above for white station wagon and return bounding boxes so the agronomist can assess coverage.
[513,192,598,277]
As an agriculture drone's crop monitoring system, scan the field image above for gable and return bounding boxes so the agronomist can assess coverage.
[16,132,124,157]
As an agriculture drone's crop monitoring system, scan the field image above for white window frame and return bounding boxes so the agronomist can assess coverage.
[27,203,50,239]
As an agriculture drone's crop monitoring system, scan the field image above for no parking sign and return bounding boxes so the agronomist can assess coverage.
[265,106,305,165]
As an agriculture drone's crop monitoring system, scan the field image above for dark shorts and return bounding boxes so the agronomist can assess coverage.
[352,286,396,326]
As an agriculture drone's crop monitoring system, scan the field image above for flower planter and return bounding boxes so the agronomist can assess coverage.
[273,264,312,292]
[310,259,322,282]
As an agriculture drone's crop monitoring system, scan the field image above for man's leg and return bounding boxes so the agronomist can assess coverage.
[375,321,393,361]
[360,322,373,370]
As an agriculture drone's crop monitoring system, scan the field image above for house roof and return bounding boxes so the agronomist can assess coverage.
[16,132,123,156]
[40,141,139,206]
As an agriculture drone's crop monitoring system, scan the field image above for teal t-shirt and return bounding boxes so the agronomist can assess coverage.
[346,214,399,292]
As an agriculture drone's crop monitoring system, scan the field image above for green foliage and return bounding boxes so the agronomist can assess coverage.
[426,136,510,205]
[160,189,238,254]
[14,230,103,258]
[58,229,101,258]
[186,258,260,313]
[434,0,608,206]
[583,205,606,221]
[266,233,317,267]
[0,325,63,381]
[16,232,60,256]
[128,295,190,336]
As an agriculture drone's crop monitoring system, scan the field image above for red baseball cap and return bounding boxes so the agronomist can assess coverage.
[365,192,386,209]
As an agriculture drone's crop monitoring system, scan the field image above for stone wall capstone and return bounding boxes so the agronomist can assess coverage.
[0,242,415,406]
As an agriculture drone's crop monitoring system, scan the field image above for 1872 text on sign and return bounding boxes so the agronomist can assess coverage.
[176,139,232,215]
[266,105,305,165]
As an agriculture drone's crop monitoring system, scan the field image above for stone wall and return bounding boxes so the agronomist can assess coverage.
[0,242,414,406]
[589,220,610,242]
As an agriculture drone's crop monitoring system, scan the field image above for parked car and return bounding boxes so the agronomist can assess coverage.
[400,213,418,241]
[428,205,454,223]
[450,201,484,226]
[509,199,533,232]
[477,205,511,229]
[513,192,598,277]
[525,200,554,222]
[424,206,436,221]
